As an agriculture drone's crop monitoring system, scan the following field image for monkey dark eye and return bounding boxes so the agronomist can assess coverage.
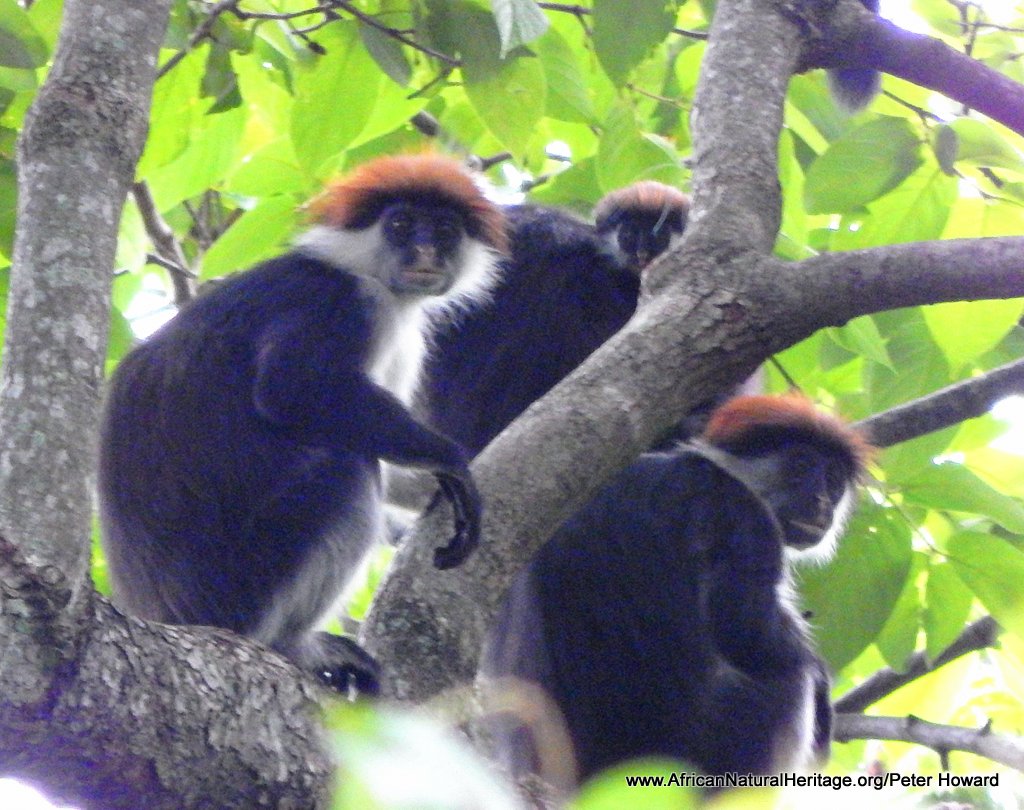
[435,221,462,247]
[384,211,413,242]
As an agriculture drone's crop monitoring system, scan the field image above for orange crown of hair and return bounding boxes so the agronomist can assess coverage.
[702,393,874,474]
[307,154,508,253]
[594,181,690,224]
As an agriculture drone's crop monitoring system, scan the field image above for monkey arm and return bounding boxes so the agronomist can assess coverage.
[253,330,480,568]
[696,468,813,678]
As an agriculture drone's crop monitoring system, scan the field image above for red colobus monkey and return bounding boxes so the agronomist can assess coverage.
[416,181,691,462]
[594,180,690,275]
[483,394,871,787]
[98,154,506,693]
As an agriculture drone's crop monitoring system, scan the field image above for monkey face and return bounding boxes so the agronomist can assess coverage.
[600,209,686,274]
[734,438,854,552]
[379,201,469,296]
[770,443,853,551]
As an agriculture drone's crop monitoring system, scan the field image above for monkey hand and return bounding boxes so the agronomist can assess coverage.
[431,468,482,569]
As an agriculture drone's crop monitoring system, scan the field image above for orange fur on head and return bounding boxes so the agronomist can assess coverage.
[594,181,690,224]
[702,393,874,475]
[308,154,508,253]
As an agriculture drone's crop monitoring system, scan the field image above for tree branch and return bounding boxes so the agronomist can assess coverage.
[833,714,1024,771]
[801,0,1024,137]
[835,617,1000,714]
[0,0,169,601]
[856,361,1024,448]
[132,182,196,304]
[362,0,1024,705]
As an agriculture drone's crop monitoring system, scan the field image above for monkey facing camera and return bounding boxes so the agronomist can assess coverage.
[98,154,506,694]
[483,394,872,787]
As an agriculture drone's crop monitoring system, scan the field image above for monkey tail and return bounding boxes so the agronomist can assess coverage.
[827,67,881,112]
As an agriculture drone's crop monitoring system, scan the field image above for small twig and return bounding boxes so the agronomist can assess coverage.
[855,358,1024,448]
[833,713,1024,771]
[131,182,196,304]
[157,0,240,80]
[536,2,707,40]
[835,617,1000,713]
[336,0,459,66]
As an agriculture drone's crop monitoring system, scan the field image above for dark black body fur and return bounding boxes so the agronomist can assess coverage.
[421,204,639,457]
[484,446,831,782]
[99,253,474,689]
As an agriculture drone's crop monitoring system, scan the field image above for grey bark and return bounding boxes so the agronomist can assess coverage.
[361,0,1024,702]
[0,2,337,807]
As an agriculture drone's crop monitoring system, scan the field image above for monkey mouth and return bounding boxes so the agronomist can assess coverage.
[788,519,828,546]
[400,267,446,288]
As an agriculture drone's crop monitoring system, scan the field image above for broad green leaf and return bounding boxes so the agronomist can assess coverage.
[778,129,808,244]
[536,26,595,123]
[25,0,61,51]
[865,309,950,414]
[923,561,975,661]
[875,553,925,672]
[360,25,412,87]
[804,117,922,213]
[291,22,379,177]
[829,316,893,370]
[901,462,1024,534]
[528,157,603,209]
[834,162,957,249]
[923,299,1024,373]
[200,196,299,280]
[461,9,546,156]
[0,158,14,259]
[944,117,1024,174]
[493,0,549,57]
[946,196,1024,238]
[596,104,684,191]
[592,0,679,85]
[799,501,914,672]
[949,532,1024,641]
[0,0,48,69]
[202,42,242,114]
[227,139,307,197]
[146,105,246,211]
[138,46,207,177]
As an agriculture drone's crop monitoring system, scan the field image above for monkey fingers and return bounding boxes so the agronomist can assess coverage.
[431,470,481,570]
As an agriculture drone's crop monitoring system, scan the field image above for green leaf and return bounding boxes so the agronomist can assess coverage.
[0,0,48,69]
[596,104,684,191]
[804,117,922,213]
[923,561,974,660]
[202,42,242,113]
[138,45,207,177]
[461,10,546,156]
[592,0,679,85]
[536,26,595,124]
[799,501,914,672]
[944,118,1024,174]
[226,139,307,197]
[829,316,893,370]
[949,531,1024,641]
[864,309,950,414]
[0,158,14,260]
[875,553,924,671]
[360,25,412,87]
[923,299,1024,373]
[901,462,1024,534]
[146,105,246,211]
[291,22,379,177]
[200,196,299,280]
[493,0,549,57]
